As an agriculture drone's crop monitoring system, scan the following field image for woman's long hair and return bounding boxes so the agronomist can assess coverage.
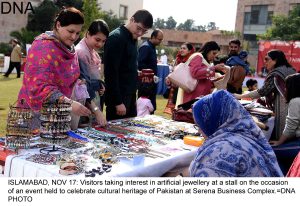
[286,73,300,103]
[267,49,292,68]
[199,41,220,63]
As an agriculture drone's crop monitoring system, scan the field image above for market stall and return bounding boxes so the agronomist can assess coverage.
[2,115,202,177]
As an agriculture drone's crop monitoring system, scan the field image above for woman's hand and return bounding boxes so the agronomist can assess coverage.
[95,110,107,127]
[116,103,126,116]
[71,101,91,116]
[233,93,242,99]
[165,77,171,86]
[269,140,284,147]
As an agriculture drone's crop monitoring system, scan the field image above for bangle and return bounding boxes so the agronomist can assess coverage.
[93,107,99,112]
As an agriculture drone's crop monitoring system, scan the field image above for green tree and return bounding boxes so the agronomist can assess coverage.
[207,22,217,31]
[82,0,102,33]
[154,18,165,29]
[0,43,11,56]
[165,16,177,29]
[54,0,83,10]
[82,0,123,34]
[176,19,194,31]
[101,10,124,32]
[10,28,39,54]
[195,25,206,32]
[27,0,59,33]
[258,5,300,40]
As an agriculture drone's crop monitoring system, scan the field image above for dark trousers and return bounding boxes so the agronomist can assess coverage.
[106,93,137,121]
[4,61,21,77]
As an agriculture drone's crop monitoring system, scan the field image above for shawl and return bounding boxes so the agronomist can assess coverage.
[175,47,195,65]
[190,90,283,177]
[18,32,80,111]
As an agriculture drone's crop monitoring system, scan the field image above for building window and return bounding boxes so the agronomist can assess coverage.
[267,11,273,25]
[250,5,268,25]
[244,12,250,25]
[119,5,128,19]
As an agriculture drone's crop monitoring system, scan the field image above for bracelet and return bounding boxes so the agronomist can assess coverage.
[93,107,99,112]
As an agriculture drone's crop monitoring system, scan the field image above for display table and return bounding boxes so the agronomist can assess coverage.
[156,64,170,95]
[4,141,196,177]
[3,115,200,177]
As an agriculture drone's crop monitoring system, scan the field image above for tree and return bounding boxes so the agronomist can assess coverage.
[54,0,83,10]
[101,10,124,32]
[153,18,165,29]
[82,0,102,33]
[176,19,194,31]
[258,5,300,40]
[165,16,177,29]
[195,25,206,32]
[27,0,59,33]
[10,28,39,53]
[82,0,123,34]
[207,22,217,31]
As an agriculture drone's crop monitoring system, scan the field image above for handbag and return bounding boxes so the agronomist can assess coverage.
[172,108,194,124]
[168,53,202,93]
[172,98,198,124]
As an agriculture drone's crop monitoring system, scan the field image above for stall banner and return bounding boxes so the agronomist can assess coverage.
[257,41,300,74]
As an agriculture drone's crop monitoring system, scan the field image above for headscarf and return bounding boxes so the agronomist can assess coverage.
[175,46,195,65]
[17,32,79,111]
[190,90,283,177]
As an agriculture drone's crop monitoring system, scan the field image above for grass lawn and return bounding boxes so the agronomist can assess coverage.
[0,74,170,136]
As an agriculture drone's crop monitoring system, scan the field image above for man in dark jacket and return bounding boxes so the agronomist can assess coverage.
[138,29,164,113]
[103,10,153,120]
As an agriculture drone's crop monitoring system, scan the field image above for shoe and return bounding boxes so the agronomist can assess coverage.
[2,74,8,77]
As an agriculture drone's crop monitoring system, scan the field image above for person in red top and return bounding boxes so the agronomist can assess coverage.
[164,42,194,114]
[182,41,226,104]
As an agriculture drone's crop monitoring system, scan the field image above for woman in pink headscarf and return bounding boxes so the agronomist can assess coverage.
[17,7,91,128]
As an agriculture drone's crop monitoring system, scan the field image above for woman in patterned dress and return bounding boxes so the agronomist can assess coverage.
[17,7,91,129]
[190,90,283,177]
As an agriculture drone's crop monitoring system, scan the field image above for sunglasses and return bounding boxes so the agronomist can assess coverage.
[264,57,271,61]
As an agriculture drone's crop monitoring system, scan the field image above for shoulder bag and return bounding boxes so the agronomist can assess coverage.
[168,53,202,93]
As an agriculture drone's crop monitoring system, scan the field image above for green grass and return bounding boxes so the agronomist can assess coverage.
[0,74,170,136]
[0,74,22,136]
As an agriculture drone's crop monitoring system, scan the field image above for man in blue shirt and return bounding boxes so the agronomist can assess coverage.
[138,29,164,113]
[104,10,153,120]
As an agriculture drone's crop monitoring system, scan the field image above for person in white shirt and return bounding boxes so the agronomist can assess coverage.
[137,85,154,116]
[160,49,168,64]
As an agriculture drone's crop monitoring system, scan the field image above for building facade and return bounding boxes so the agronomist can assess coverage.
[235,0,300,67]
[0,0,41,43]
[98,0,143,23]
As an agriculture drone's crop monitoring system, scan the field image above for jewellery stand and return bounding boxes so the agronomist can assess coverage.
[39,101,72,155]
[5,100,34,153]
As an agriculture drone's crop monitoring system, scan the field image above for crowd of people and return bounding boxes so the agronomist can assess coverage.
[5,7,300,177]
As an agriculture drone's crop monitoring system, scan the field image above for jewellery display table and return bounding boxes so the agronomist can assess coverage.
[3,115,199,177]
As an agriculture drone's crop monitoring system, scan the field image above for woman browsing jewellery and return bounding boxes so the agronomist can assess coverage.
[75,19,109,127]
[179,41,228,104]
[17,7,91,129]
[234,50,296,140]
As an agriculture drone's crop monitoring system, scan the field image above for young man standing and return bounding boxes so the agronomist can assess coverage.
[138,29,164,113]
[104,10,153,120]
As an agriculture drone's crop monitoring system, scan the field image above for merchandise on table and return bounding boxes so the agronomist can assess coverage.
[5,100,34,150]
[5,115,201,177]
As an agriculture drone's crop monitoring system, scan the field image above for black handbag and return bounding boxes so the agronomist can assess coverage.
[172,108,194,124]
